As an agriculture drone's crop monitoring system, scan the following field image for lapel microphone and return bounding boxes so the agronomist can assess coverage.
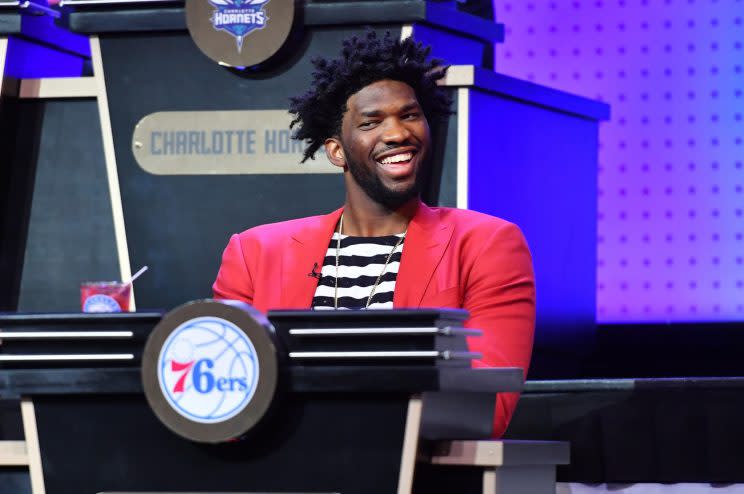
[308,262,322,280]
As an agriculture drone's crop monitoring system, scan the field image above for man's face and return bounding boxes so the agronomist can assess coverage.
[335,79,431,209]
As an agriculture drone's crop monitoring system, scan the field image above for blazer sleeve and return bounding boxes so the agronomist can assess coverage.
[212,233,255,304]
[463,222,536,438]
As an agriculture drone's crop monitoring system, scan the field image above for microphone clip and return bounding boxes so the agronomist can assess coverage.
[308,262,322,280]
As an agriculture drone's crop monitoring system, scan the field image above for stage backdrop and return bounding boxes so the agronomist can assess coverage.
[496,1,744,323]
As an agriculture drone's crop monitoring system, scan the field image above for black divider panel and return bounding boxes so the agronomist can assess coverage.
[435,89,459,208]
[0,400,23,440]
[506,386,744,482]
[0,96,42,311]
[100,27,404,311]
[35,393,408,494]
[17,99,118,312]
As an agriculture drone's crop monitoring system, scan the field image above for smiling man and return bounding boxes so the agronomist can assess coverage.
[213,31,535,437]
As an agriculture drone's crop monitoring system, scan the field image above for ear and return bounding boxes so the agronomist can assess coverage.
[324,137,346,169]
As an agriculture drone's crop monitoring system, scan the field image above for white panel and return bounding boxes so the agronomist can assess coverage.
[457,88,470,209]
[19,77,97,98]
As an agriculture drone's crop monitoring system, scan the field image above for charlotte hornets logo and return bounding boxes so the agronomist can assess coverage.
[208,0,270,52]
[157,316,259,424]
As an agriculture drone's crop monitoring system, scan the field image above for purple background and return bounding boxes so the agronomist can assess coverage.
[495,0,743,323]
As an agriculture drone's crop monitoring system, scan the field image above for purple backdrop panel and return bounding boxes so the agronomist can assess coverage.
[495,1,744,322]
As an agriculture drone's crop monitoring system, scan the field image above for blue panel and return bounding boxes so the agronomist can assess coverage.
[412,23,486,66]
[22,14,90,57]
[4,1,89,78]
[5,36,85,78]
[467,88,598,348]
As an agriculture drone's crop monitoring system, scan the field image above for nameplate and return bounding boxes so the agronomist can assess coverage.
[131,110,335,175]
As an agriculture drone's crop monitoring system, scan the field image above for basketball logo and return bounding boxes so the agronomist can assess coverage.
[185,0,295,69]
[83,294,122,313]
[157,316,259,423]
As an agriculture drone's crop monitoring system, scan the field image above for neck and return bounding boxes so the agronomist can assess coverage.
[341,195,418,236]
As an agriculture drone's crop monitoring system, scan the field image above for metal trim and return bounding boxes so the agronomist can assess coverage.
[440,65,475,87]
[430,440,571,467]
[60,0,179,5]
[0,354,134,361]
[288,351,480,360]
[290,351,440,359]
[0,331,133,339]
[456,87,469,209]
[0,441,28,466]
[20,399,46,494]
[442,351,482,361]
[90,36,136,309]
[288,327,482,336]
[397,395,422,494]
[0,39,7,98]
[19,77,98,99]
[0,312,162,322]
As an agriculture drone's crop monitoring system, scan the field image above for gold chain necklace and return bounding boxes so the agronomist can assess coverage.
[333,213,407,309]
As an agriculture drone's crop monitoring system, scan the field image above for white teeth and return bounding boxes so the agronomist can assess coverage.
[379,152,413,164]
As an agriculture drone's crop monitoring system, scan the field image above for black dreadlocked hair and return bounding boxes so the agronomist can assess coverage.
[289,30,452,163]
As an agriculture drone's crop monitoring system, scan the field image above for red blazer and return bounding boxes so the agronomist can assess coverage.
[213,201,535,437]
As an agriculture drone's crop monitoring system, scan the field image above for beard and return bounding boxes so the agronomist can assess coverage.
[343,145,424,210]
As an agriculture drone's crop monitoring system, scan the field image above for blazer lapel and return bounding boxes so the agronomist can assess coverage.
[394,202,454,308]
[280,207,343,308]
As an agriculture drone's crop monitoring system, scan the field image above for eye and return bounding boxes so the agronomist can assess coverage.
[359,121,378,129]
[403,112,421,120]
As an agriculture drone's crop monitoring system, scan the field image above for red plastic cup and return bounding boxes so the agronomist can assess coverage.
[80,281,132,313]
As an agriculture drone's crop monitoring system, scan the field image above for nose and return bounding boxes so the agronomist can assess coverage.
[381,117,411,144]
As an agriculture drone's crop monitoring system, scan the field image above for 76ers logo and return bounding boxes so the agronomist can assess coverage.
[157,316,259,423]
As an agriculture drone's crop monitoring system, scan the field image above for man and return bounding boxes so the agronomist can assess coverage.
[213,31,535,437]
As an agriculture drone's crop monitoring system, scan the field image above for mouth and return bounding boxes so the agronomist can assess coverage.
[374,149,418,177]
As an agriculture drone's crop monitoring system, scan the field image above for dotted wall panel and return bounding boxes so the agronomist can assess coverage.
[495,0,743,322]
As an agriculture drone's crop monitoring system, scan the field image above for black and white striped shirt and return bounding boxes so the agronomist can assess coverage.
[312,232,406,310]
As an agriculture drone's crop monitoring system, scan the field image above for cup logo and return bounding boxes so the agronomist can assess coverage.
[83,294,122,313]
[157,316,259,423]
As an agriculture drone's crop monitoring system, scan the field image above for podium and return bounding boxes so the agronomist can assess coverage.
[6,1,607,384]
[0,304,542,494]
